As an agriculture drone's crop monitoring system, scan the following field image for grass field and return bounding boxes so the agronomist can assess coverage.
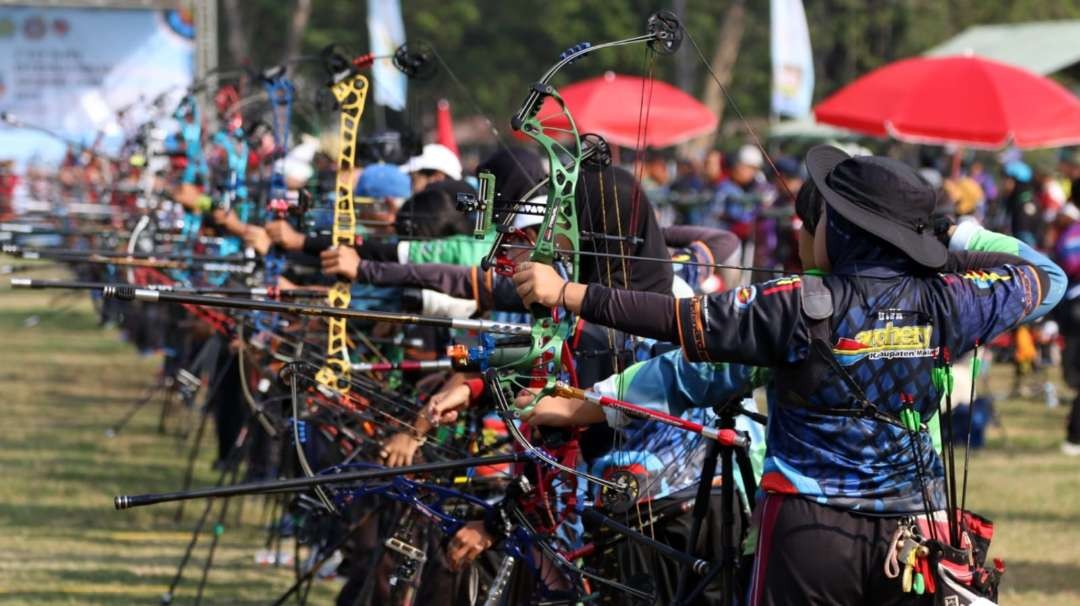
[0,277,338,605]
[0,273,1078,604]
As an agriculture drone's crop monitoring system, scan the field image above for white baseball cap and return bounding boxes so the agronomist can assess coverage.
[736,145,763,169]
[283,157,313,184]
[401,143,462,180]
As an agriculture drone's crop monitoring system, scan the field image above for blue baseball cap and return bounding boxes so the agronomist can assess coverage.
[1004,160,1032,184]
[357,163,411,199]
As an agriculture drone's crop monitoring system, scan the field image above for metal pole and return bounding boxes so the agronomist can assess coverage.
[194,0,218,111]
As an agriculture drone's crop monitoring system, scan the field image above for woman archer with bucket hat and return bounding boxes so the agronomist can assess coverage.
[512,145,1065,605]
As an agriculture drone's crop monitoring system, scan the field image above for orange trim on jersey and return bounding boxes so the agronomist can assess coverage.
[674,297,687,357]
[692,240,716,267]
[691,296,712,362]
[1028,265,1042,313]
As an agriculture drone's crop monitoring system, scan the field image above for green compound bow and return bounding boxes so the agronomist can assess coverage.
[480,9,683,493]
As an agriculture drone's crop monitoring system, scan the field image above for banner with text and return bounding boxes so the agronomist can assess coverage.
[770,0,815,118]
[0,7,194,164]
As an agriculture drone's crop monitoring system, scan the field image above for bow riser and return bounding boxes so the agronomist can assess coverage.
[316,74,369,395]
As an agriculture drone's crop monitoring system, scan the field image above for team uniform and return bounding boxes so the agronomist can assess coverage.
[570,148,1067,605]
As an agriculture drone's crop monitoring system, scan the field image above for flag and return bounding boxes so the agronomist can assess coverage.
[436,99,459,157]
[770,0,814,118]
[367,0,407,111]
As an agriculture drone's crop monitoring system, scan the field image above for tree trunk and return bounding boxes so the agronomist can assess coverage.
[283,0,314,65]
[673,0,694,93]
[221,0,251,66]
[694,0,746,155]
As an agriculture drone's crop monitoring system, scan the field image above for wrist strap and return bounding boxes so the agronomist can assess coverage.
[557,280,570,308]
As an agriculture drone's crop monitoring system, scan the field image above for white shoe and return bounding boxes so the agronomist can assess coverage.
[1061,441,1080,456]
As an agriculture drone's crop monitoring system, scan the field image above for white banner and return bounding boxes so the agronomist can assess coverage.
[0,7,194,163]
[770,0,815,118]
[367,0,407,111]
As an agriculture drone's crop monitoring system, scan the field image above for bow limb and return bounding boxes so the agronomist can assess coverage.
[481,12,685,494]
[314,72,369,396]
[288,364,337,513]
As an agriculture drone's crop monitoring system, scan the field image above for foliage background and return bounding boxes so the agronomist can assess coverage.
[216,0,1080,137]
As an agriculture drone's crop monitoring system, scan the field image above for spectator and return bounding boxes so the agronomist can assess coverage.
[769,156,804,273]
[1055,202,1080,454]
[402,143,462,193]
[1037,169,1067,228]
[703,148,725,187]
[640,150,671,191]
[709,144,774,242]
[943,174,985,220]
[669,158,704,194]
[1003,160,1042,247]
[968,159,998,212]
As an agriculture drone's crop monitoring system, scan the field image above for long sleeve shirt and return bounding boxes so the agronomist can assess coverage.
[588,349,767,502]
[578,225,1065,513]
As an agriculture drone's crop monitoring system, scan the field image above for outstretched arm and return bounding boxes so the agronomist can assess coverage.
[513,261,805,366]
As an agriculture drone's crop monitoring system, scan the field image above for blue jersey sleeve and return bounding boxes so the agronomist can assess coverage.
[949,221,1065,321]
[939,262,1045,355]
[592,348,757,427]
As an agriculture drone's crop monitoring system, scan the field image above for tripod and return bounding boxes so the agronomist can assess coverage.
[674,394,766,606]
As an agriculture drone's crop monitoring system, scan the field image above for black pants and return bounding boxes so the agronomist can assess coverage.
[748,495,931,606]
[1057,299,1080,443]
[1067,393,1080,444]
[209,351,246,463]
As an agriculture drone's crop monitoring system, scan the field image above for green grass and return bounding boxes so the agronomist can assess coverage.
[0,271,1079,604]
[0,271,338,605]
[964,368,1080,605]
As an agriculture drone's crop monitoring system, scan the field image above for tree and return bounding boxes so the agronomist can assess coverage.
[212,0,1080,147]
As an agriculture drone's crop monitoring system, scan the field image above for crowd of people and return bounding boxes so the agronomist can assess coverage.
[5,75,1077,605]
[635,141,1080,454]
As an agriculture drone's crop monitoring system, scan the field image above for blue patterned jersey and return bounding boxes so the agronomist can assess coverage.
[672,225,1062,513]
[588,350,766,503]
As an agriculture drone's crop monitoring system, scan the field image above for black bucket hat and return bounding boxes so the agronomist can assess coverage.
[805,145,947,269]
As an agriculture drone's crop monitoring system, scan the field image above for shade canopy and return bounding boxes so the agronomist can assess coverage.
[925,20,1080,76]
[814,55,1080,149]
[527,72,718,149]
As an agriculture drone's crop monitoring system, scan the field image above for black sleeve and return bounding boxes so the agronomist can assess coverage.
[355,240,400,262]
[582,275,808,366]
[491,275,528,313]
[301,234,333,257]
[354,262,528,313]
[580,284,679,342]
[358,261,476,298]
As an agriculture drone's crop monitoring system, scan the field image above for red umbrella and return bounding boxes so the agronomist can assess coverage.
[526,72,717,149]
[814,55,1080,149]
